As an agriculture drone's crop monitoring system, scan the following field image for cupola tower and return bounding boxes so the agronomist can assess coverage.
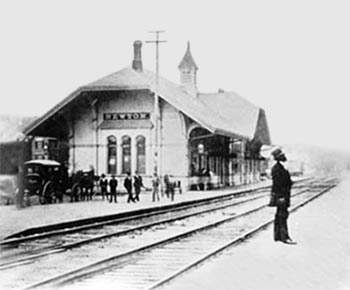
[178,42,198,96]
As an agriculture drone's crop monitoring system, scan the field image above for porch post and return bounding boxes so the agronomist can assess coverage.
[239,140,245,185]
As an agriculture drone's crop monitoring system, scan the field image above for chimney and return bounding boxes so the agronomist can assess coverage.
[132,40,143,72]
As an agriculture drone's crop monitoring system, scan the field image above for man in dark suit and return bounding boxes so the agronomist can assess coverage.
[271,148,296,244]
[164,174,175,201]
[99,173,108,201]
[124,172,135,203]
[109,175,118,203]
[133,171,143,202]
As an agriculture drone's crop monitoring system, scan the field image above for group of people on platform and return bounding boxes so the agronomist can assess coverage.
[98,171,178,203]
[99,171,143,203]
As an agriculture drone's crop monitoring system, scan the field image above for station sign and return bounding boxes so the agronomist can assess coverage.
[103,112,150,121]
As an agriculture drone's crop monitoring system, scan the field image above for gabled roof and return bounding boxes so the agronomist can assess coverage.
[87,67,150,88]
[23,67,270,144]
[178,42,198,71]
[198,92,260,139]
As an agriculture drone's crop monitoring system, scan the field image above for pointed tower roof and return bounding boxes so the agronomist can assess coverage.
[178,42,198,70]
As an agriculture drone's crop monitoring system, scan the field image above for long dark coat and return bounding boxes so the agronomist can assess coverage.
[271,161,293,207]
[109,178,118,193]
[124,177,132,192]
[99,178,108,190]
[133,175,143,192]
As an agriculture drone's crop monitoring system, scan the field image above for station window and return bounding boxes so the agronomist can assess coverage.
[136,135,146,174]
[107,135,117,174]
[34,140,43,150]
[122,135,131,174]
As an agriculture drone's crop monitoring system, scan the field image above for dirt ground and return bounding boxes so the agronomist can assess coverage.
[159,173,350,290]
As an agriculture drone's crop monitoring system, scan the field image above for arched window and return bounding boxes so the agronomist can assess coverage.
[136,135,146,174]
[107,136,117,174]
[122,135,131,174]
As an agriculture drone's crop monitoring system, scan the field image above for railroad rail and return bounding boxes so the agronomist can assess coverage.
[0,178,316,269]
[2,177,313,244]
[0,176,338,289]
[2,185,274,243]
[0,186,279,269]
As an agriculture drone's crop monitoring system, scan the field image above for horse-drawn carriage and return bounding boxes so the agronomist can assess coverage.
[23,160,98,204]
[23,160,67,204]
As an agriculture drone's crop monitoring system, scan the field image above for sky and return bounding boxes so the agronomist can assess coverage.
[0,0,350,150]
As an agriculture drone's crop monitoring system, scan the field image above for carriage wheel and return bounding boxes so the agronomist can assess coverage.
[41,181,54,204]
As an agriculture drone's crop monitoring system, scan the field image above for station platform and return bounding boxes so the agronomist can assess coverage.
[161,173,350,290]
[0,180,271,241]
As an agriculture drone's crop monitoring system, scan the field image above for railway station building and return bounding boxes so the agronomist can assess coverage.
[23,41,271,189]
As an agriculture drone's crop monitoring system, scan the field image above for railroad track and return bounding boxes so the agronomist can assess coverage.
[0,176,337,290]
[0,187,272,266]
[1,187,282,270]
[1,177,313,245]
[2,184,274,243]
[0,178,314,268]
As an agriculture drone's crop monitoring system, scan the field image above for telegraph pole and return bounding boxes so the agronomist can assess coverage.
[146,31,167,179]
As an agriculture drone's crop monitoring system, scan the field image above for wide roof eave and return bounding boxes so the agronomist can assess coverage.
[23,84,151,136]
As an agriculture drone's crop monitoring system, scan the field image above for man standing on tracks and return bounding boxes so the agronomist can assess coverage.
[270,148,296,244]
